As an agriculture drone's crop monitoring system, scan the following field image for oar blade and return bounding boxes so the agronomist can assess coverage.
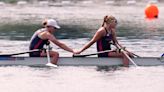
[46,63,58,67]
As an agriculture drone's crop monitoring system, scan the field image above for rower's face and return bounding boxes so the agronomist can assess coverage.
[109,20,117,28]
[47,26,57,33]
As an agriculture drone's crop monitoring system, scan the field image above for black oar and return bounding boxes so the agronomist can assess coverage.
[111,43,140,58]
[73,49,115,57]
[124,50,140,58]
[0,49,41,57]
[131,52,140,57]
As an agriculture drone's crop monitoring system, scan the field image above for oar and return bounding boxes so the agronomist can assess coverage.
[122,50,138,67]
[123,49,140,58]
[131,52,140,57]
[0,49,41,57]
[45,45,57,67]
[116,44,138,67]
[73,49,115,57]
[111,43,140,58]
[161,53,164,57]
[161,53,164,62]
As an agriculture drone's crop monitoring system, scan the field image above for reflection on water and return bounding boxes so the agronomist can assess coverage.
[96,66,124,72]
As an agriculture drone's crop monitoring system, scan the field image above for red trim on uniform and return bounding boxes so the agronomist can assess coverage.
[98,40,103,51]
[34,40,43,49]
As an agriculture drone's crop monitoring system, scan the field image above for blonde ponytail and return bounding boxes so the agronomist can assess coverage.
[102,15,108,27]
[42,19,48,27]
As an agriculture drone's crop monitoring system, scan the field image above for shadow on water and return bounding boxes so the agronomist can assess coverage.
[96,66,125,72]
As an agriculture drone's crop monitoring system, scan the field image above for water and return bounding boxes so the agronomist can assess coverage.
[1,66,164,92]
[0,2,164,92]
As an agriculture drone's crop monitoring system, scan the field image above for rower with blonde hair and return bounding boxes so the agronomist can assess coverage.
[75,15,133,66]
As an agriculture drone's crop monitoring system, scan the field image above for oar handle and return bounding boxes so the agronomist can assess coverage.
[73,54,90,57]
[73,53,98,57]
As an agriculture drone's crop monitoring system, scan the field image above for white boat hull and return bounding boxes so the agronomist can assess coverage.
[0,57,164,66]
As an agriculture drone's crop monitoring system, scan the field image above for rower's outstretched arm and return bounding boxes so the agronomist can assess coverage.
[46,33,74,53]
[77,30,104,54]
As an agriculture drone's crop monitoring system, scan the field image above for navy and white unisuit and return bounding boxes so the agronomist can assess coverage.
[29,28,48,57]
[96,28,113,57]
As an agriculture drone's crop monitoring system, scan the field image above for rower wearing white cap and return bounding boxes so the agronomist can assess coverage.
[29,19,75,65]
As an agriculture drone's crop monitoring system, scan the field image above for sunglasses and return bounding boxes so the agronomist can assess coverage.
[47,26,57,29]
[113,20,118,24]
[106,19,118,24]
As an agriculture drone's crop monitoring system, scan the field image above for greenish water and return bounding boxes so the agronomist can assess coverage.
[0,20,95,40]
[0,18,163,41]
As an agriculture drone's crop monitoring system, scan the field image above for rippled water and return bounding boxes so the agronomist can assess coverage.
[0,3,164,92]
[1,66,164,92]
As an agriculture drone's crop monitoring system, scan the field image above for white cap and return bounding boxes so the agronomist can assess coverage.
[46,19,60,29]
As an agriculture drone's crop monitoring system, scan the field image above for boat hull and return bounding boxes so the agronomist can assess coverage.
[0,57,164,66]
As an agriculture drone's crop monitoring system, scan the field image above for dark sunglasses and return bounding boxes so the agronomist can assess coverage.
[114,20,118,24]
[47,26,57,29]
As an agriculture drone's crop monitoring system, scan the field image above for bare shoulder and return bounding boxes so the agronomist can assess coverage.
[96,27,106,36]
[39,31,54,40]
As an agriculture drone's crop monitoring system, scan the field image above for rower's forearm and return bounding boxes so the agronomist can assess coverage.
[116,43,127,51]
[81,45,89,52]
[61,44,73,53]
[115,43,120,48]
[81,41,94,52]
[115,42,122,48]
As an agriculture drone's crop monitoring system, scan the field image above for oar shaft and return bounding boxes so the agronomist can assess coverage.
[131,53,140,57]
[126,50,140,57]
[0,49,41,57]
[45,45,58,67]
[122,51,138,67]
[73,50,114,57]
[116,44,138,67]
[46,45,51,63]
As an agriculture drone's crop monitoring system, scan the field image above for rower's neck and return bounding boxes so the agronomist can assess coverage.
[46,28,52,33]
[104,27,111,33]
[104,24,112,31]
